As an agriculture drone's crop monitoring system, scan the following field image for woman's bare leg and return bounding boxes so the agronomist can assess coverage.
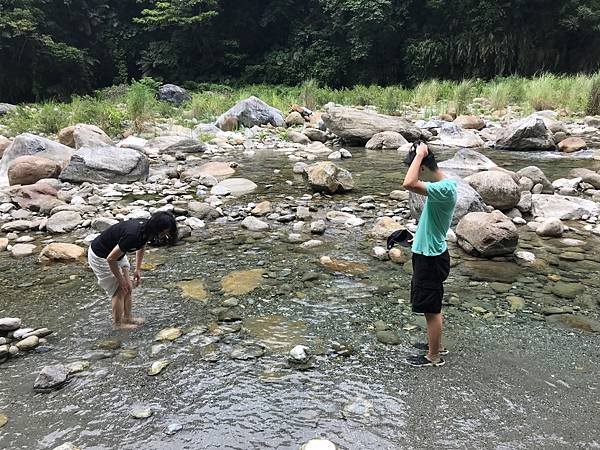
[122,268,145,325]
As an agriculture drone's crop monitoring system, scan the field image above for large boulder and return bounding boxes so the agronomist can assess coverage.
[365,131,408,149]
[456,210,518,257]
[428,123,484,150]
[158,84,191,106]
[438,149,497,177]
[143,136,206,156]
[0,103,16,116]
[39,243,85,263]
[59,146,149,184]
[9,181,64,213]
[516,166,553,193]
[321,105,423,145]
[303,161,354,194]
[0,134,74,186]
[568,168,600,189]
[454,115,485,130]
[214,96,285,129]
[495,116,555,151]
[409,175,485,226]
[58,124,113,149]
[464,170,521,210]
[46,211,82,233]
[181,162,235,182]
[0,135,11,157]
[8,156,62,186]
[531,194,600,220]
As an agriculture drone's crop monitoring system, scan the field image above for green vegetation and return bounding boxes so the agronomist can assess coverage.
[2,0,600,103]
[2,73,600,138]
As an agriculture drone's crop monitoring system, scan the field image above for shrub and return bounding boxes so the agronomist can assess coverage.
[300,79,319,110]
[586,74,600,116]
[127,79,158,132]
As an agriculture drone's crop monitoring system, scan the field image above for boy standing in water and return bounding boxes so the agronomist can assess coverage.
[402,142,457,367]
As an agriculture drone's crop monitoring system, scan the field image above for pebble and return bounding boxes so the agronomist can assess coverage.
[148,360,170,376]
[131,408,154,419]
[155,328,182,341]
[165,423,183,435]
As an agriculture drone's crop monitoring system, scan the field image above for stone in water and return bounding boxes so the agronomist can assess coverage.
[148,359,170,376]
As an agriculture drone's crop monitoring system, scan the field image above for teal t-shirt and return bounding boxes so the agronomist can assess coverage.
[411,178,457,256]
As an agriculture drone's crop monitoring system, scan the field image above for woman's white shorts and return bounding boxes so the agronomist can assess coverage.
[88,246,130,297]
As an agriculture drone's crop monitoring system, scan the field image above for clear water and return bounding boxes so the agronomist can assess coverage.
[1,148,599,449]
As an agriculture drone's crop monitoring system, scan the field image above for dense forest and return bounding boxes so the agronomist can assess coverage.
[2,0,600,102]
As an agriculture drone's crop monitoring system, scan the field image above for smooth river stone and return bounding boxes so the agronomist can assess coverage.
[229,343,265,360]
[0,317,21,331]
[154,328,182,341]
[34,365,70,391]
[148,359,170,376]
[131,408,153,419]
[319,256,369,275]
[177,279,209,301]
[220,269,265,295]
[210,178,257,196]
[0,412,7,428]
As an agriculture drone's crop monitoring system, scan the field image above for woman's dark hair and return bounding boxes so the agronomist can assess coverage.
[143,211,178,246]
[403,146,438,171]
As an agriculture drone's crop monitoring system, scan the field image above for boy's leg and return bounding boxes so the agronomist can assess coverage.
[425,312,443,360]
[122,268,145,325]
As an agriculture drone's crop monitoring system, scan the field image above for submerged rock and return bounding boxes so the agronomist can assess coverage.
[546,314,600,333]
[34,364,70,391]
[230,343,265,360]
[147,359,170,376]
[155,328,182,341]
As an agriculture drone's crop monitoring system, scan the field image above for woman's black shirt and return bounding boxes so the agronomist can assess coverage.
[91,220,147,260]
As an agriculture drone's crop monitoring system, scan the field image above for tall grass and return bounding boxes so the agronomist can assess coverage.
[4,74,600,139]
[127,79,158,132]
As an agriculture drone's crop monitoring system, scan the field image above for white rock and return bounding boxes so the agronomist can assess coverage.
[184,217,206,230]
[372,246,389,260]
[300,239,323,249]
[241,216,269,231]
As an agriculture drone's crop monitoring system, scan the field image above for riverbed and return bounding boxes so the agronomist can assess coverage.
[1,148,599,449]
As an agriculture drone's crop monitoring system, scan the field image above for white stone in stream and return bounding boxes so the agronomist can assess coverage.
[52,443,81,450]
[310,220,326,234]
[390,190,409,201]
[293,162,308,174]
[531,194,600,220]
[288,233,304,243]
[327,151,342,160]
[536,218,564,237]
[515,250,536,263]
[326,211,355,224]
[512,217,526,225]
[289,345,309,362]
[301,439,337,450]
[300,239,323,249]
[127,209,151,220]
[0,317,21,331]
[552,178,581,191]
[0,238,8,251]
[339,148,352,158]
[211,178,257,197]
[184,217,205,230]
[11,243,36,257]
[345,216,365,227]
[13,328,34,339]
[372,246,389,260]
[560,238,585,246]
[241,216,269,231]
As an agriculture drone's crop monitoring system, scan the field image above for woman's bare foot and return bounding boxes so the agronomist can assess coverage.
[124,317,146,325]
[113,322,138,331]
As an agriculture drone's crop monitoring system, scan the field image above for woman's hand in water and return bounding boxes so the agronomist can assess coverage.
[133,270,142,287]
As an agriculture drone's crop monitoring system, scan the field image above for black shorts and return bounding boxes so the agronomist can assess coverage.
[410,250,450,314]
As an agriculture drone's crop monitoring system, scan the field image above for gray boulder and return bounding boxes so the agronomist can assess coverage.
[46,211,82,233]
[144,136,206,156]
[0,103,16,116]
[158,84,191,106]
[438,149,497,177]
[464,170,521,210]
[303,128,328,143]
[58,124,113,149]
[568,168,600,189]
[456,210,518,257]
[531,194,600,220]
[409,175,485,226]
[428,123,484,150]
[0,134,74,186]
[215,96,285,129]
[59,146,149,184]
[365,131,408,149]
[516,166,553,193]
[34,364,70,392]
[187,201,222,220]
[303,161,354,194]
[322,105,423,145]
[495,116,555,151]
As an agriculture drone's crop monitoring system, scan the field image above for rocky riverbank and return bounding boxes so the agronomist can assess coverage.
[1,88,600,449]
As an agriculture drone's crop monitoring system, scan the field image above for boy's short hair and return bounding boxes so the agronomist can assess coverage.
[403,146,438,171]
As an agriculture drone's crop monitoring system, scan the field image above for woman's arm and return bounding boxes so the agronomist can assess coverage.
[134,247,145,287]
